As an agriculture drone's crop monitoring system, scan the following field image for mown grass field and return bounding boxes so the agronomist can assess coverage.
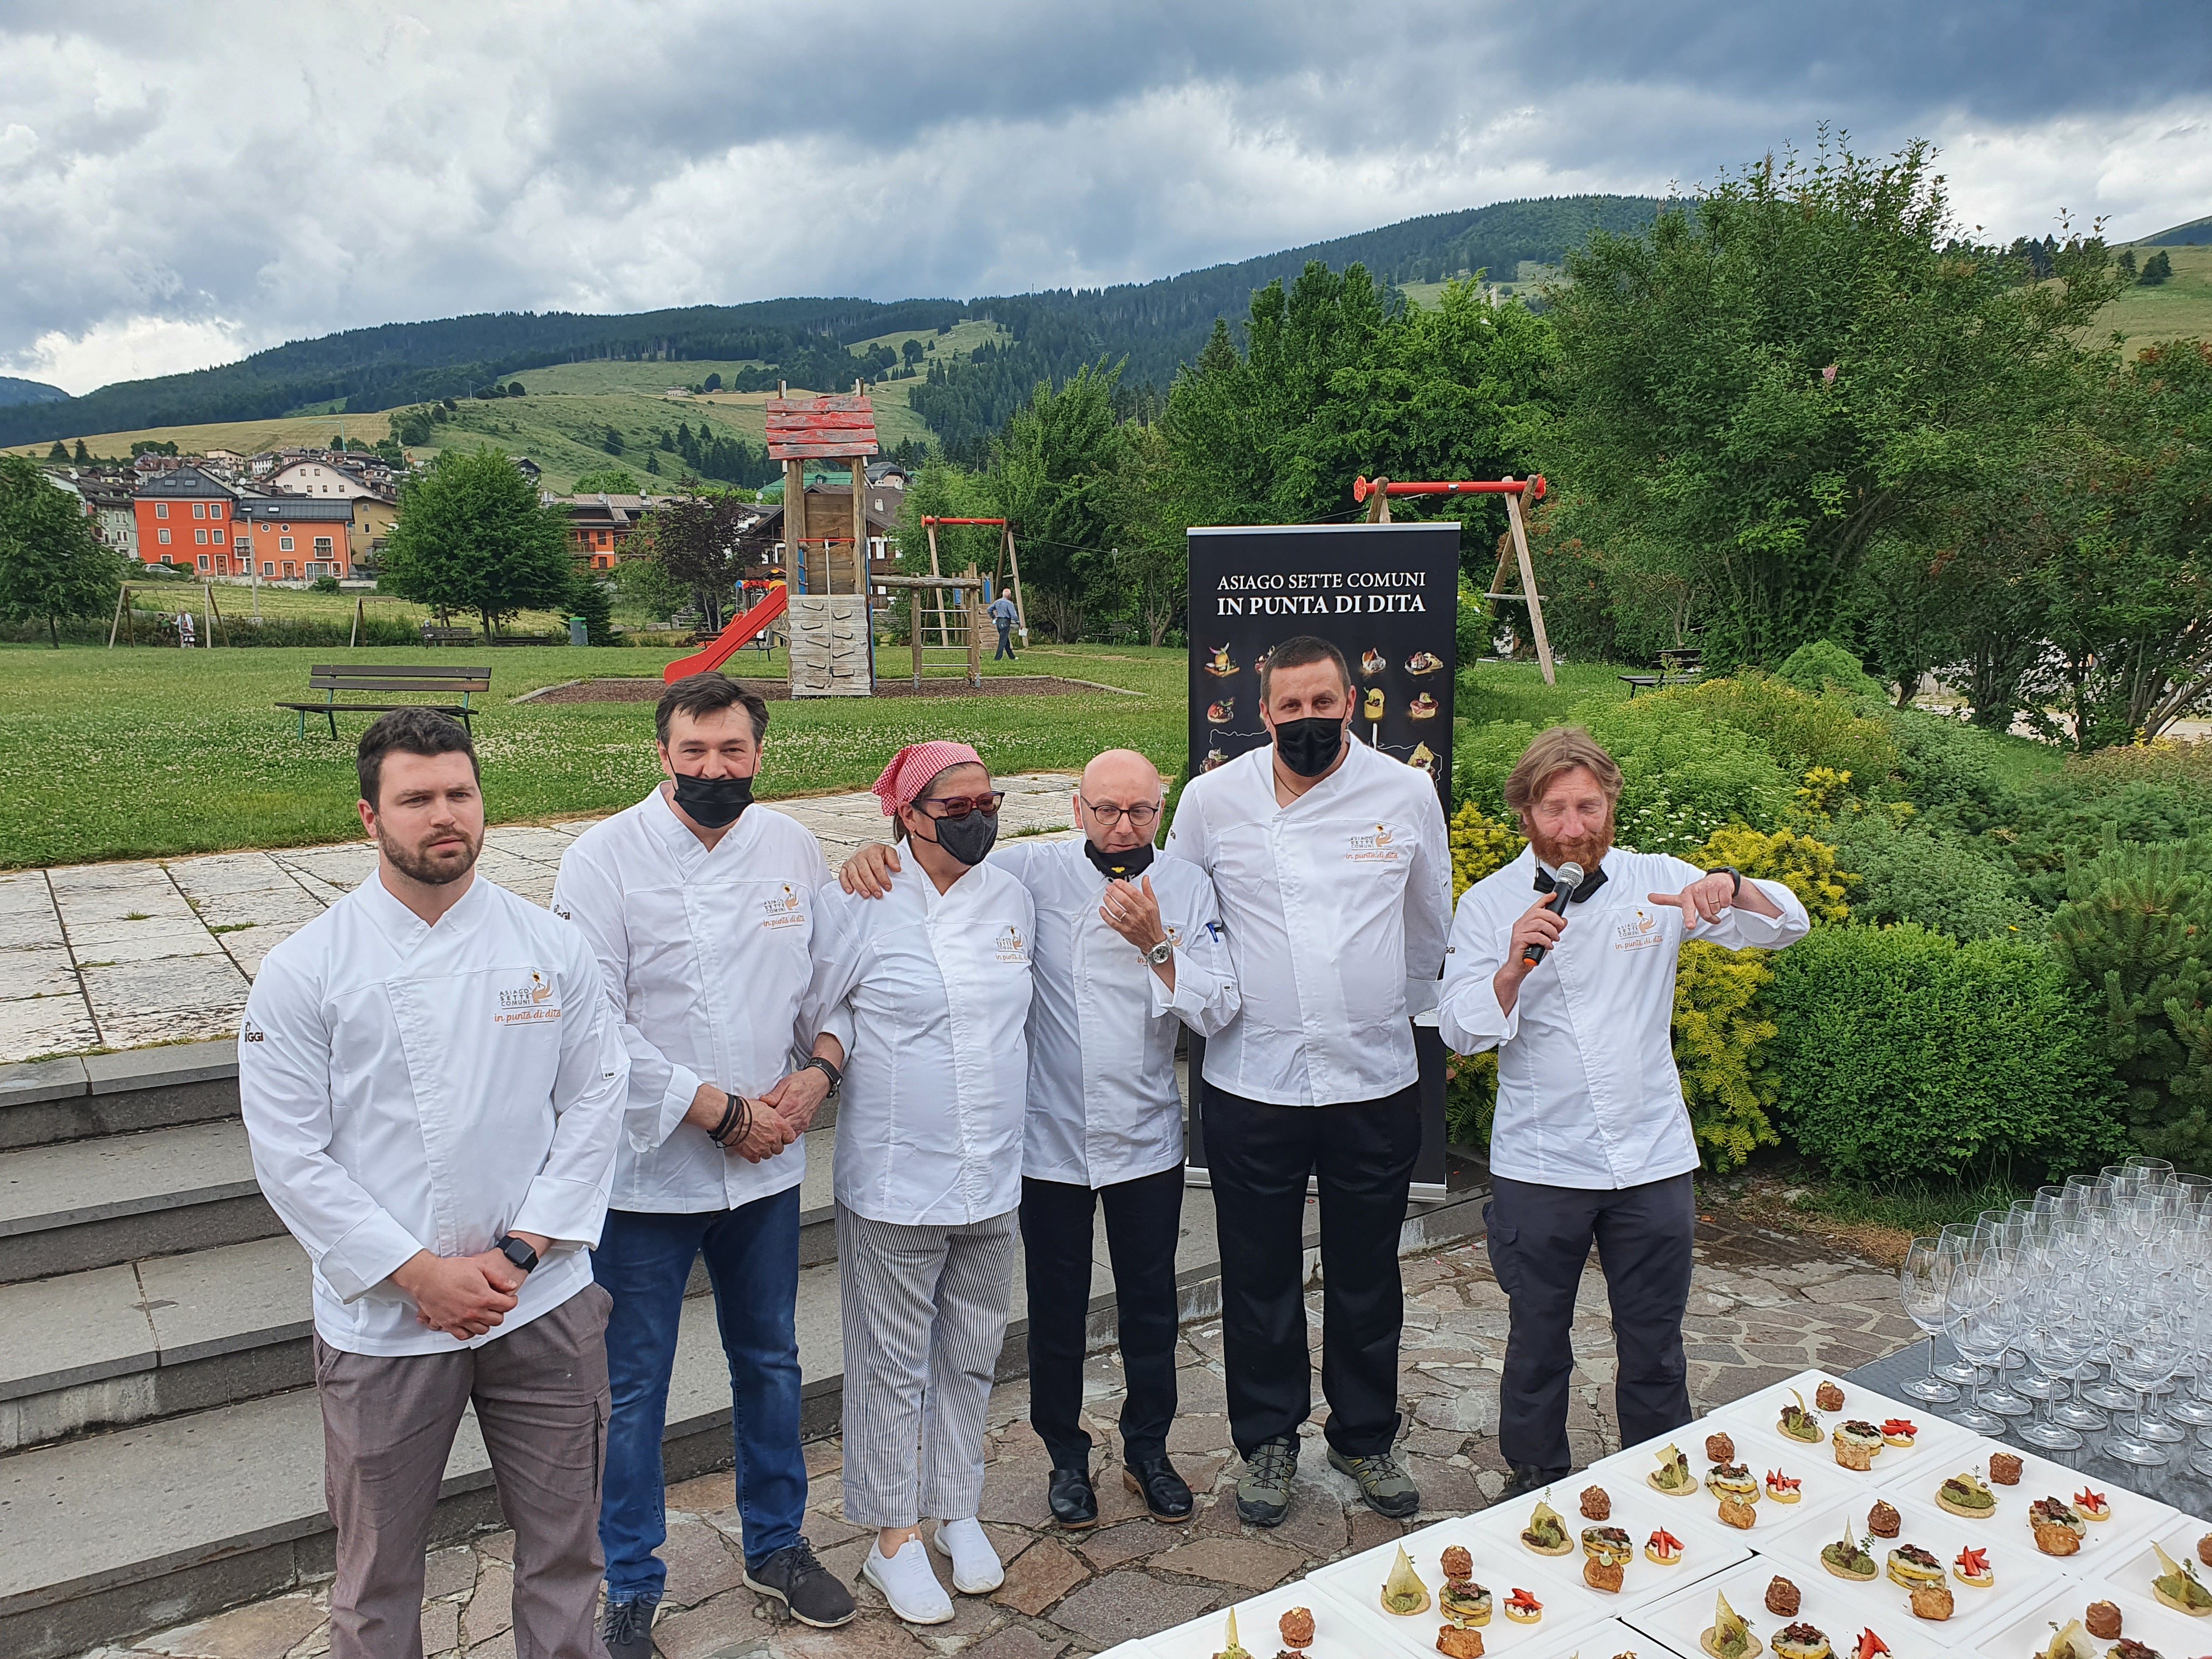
[2097,242,2212,357]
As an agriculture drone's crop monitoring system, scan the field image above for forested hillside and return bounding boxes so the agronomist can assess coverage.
[1,194,1662,455]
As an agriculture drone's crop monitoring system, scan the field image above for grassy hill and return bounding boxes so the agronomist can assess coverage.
[2094,243,2212,357]
[2140,214,2212,246]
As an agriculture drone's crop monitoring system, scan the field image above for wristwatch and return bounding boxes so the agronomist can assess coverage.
[1709,865,1743,902]
[494,1234,539,1274]
[800,1054,842,1095]
[1145,938,1173,966]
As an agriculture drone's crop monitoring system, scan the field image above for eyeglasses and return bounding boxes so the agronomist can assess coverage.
[915,791,1005,822]
[1080,797,1161,828]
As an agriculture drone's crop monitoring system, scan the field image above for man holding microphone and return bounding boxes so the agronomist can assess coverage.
[1438,727,1809,1496]
[1163,635,1452,1528]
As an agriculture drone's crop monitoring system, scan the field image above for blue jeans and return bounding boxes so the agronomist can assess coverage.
[993,620,1015,659]
[594,1188,805,1600]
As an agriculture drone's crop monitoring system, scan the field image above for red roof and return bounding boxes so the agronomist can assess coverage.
[764,394,879,461]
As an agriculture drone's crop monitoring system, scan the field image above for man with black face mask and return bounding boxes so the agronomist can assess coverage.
[551,674,856,1652]
[1163,634,1451,1531]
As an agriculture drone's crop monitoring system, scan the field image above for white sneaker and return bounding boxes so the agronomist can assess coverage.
[930,1515,1005,1594]
[861,1538,954,1625]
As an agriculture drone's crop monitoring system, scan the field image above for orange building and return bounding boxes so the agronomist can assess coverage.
[131,466,241,573]
[234,496,358,579]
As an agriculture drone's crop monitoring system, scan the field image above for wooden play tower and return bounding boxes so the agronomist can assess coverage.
[766,382,877,696]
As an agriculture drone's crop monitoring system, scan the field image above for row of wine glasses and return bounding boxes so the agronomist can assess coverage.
[1898,1156,2212,1472]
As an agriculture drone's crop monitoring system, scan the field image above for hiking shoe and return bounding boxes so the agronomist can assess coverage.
[599,1596,657,1659]
[1235,1436,1299,1527]
[1328,1446,1421,1519]
[744,1538,856,1629]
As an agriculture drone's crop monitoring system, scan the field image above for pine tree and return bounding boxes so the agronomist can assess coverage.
[45,441,67,462]
[567,563,616,644]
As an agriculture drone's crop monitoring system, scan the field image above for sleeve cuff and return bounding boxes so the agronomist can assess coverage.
[651,1063,703,1147]
[514,1175,613,1251]
[1438,978,1519,1053]
[1403,974,1440,1018]
[817,1007,855,1056]
[318,1209,426,1304]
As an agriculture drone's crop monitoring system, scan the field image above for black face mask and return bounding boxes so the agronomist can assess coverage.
[1272,716,1345,778]
[1084,840,1155,882]
[672,771,754,828]
[926,810,998,867]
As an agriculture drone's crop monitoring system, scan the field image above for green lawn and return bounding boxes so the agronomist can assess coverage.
[0,644,1189,868]
[2095,243,2212,358]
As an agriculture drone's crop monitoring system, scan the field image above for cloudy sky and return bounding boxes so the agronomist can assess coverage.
[2,1,2206,395]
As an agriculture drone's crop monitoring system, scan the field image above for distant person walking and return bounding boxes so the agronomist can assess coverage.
[236,709,628,1659]
[989,592,1018,660]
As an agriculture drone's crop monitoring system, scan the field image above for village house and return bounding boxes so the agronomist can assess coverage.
[548,492,678,569]
[131,465,241,572]
[234,495,357,580]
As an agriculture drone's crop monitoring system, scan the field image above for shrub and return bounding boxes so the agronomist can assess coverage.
[1580,697,1798,853]
[310,574,341,594]
[1697,823,1854,922]
[1869,703,2016,830]
[2046,836,2212,1168]
[1675,940,1783,1169]
[1777,639,1887,699]
[2007,777,2212,909]
[1765,923,2128,1183]
[1452,719,1536,816]
[1658,672,1900,792]
[1827,807,2041,941]
[1449,800,1524,897]
[1443,1050,1497,1148]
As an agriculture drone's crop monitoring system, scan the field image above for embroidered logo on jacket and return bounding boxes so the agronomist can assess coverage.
[760,884,806,930]
[1346,823,1401,862]
[1615,909,1664,951]
[494,970,564,1024]
[995,925,1030,962]
[241,1019,264,1043]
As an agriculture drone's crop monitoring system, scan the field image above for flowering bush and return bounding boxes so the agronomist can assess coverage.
[1448,800,1525,897]
[1697,822,1854,923]
[1674,941,1782,1169]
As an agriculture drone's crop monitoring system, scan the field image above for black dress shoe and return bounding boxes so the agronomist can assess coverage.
[1122,1457,1194,1522]
[1496,1464,1567,1503]
[1047,1464,1098,1527]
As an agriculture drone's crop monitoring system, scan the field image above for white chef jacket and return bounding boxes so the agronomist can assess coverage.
[238,870,629,1356]
[994,839,1240,1188]
[803,857,1035,1226]
[1164,737,1452,1106]
[1437,845,1810,1190]
[550,789,826,1213]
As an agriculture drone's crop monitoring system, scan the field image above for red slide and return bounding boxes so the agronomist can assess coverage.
[662,584,789,683]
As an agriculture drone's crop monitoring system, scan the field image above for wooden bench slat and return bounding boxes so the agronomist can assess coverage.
[308,664,493,676]
[277,702,472,714]
[308,679,491,693]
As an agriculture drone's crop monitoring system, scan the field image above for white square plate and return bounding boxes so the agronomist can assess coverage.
[1863,1441,2181,1563]
[1505,1615,1699,1658]
[1622,1557,1952,1659]
[1707,1378,1982,1487]
[2085,1511,2212,1624]
[1301,1521,1607,1657]
[1139,1575,1393,1659]
[1970,1581,2212,1658]
[1459,1480,1757,1611]
[1576,1426,1865,1547]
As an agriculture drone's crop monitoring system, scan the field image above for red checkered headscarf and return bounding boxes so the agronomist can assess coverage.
[871,741,986,819]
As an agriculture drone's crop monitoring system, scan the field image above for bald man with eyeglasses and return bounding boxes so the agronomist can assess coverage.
[840,749,1239,1528]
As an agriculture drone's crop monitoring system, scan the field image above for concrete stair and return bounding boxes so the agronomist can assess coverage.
[0,1041,1489,1659]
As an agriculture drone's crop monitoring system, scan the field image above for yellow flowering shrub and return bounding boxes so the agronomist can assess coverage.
[1674,940,1782,1169]
[1698,822,1854,923]
[1449,800,1525,898]
[1795,766,1854,818]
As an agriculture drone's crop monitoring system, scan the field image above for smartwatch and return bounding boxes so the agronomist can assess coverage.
[1145,939,1174,966]
[800,1054,843,1095]
[1709,865,1743,902]
[495,1234,539,1275]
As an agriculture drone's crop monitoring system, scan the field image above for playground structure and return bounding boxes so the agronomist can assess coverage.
[1354,473,1555,685]
[918,516,1027,653]
[874,572,988,689]
[661,582,790,682]
[768,383,877,696]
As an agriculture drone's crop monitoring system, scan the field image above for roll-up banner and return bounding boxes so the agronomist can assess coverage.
[1180,522,1459,1202]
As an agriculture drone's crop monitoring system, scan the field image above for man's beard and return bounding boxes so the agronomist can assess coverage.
[380,827,481,887]
[1528,813,1615,873]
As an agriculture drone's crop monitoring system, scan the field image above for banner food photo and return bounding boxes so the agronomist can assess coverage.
[1182,521,1462,1199]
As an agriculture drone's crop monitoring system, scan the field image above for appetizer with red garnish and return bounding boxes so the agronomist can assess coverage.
[1952,1546,1993,1589]
[2073,1487,2111,1522]
[1503,1588,1542,1626]
[1853,1631,1890,1659]
[1880,1419,1917,1449]
[1645,1528,1684,1565]
[1766,1470,1803,1503]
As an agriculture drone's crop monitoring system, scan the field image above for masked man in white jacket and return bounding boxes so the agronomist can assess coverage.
[838,749,1240,1530]
[550,674,856,1655]
[1437,726,1809,1496]
[238,710,630,1659]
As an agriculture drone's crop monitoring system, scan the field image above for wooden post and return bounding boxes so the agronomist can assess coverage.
[1002,525,1029,644]
[108,583,128,648]
[924,520,947,647]
[206,583,229,647]
[784,459,808,594]
[964,565,983,687]
[351,596,363,648]
[1503,483,1554,686]
[1364,477,1393,523]
[850,455,867,602]
[910,589,923,689]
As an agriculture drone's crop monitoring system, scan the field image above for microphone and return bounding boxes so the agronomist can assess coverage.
[1521,861,1584,968]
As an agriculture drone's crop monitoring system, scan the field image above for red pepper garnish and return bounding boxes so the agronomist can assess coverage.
[1647,1529,1682,1554]
[1506,1588,1542,1612]
[1881,1419,1916,1436]
[1765,1470,1802,1491]
[1855,1632,1891,1659]
[2074,1487,2108,1512]
[1954,1547,1988,1576]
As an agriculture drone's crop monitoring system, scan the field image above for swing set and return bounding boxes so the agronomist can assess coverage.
[1353,473,1555,685]
[917,516,1028,652]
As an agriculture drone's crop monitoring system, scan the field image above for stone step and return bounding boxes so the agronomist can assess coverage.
[0,1043,241,1153]
[0,1178,1487,1659]
[0,1127,839,1448]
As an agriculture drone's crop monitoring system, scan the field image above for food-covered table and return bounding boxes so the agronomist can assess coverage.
[1094,1367,2212,1659]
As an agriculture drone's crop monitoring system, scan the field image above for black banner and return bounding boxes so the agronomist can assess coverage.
[1182,522,1460,1199]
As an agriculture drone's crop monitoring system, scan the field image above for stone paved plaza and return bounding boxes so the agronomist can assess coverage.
[71,1211,1912,1659]
[0,775,1085,1064]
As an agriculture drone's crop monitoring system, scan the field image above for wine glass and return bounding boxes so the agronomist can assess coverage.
[1932,1224,1981,1386]
[1898,1238,1961,1403]
[1974,1215,2033,1417]
[2105,1282,2185,1466]
[2019,1274,2090,1451]
[1946,1254,2010,1434]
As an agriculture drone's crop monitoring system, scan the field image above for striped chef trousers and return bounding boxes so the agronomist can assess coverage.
[836,1203,1019,1528]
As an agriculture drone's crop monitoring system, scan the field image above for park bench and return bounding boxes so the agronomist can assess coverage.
[419,624,476,645]
[1618,646,1703,697]
[276,664,492,738]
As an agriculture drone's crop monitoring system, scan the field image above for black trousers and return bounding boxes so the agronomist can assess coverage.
[1019,1167,1184,1470]
[1204,1081,1421,1459]
[1486,1171,1696,1480]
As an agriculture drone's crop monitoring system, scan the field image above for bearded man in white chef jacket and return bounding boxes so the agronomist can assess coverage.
[1163,634,1452,1530]
[1437,726,1809,1496]
[237,709,630,1659]
[838,748,1240,1530]
[549,674,856,1654]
